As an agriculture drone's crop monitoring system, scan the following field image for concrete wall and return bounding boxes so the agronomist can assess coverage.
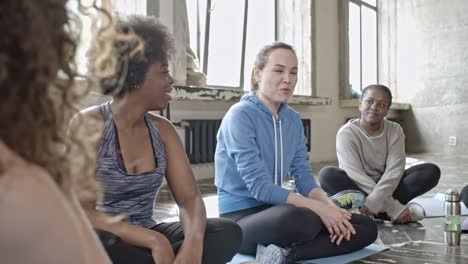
[394,0,468,154]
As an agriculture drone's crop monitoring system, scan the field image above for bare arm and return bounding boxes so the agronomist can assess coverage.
[155,116,206,264]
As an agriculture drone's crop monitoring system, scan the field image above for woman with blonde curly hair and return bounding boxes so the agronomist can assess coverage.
[0,0,112,263]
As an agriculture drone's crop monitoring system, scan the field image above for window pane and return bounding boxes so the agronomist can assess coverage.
[277,0,312,96]
[348,2,361,94]
[207,0,245,87]
[362,0,376,7]
[113,0,146,15]
[361,5,377,89]
[243,0,275,90]
[70,0,146,75]
[187,0,207,68]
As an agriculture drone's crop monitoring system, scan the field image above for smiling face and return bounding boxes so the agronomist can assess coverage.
[359,87,391,126]
[254,48,298,111]
[137,60,174,110]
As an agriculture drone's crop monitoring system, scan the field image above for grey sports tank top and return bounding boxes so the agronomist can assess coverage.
[96,101,166,228]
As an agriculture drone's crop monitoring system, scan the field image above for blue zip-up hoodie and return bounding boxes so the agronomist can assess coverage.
[215,92,318,214]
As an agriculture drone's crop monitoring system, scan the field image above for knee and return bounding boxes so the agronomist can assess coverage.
[319,166,346,185]
[422,163,441,186]
[206,218,242,249]
[274,205,321,237]
[352,215,378,245]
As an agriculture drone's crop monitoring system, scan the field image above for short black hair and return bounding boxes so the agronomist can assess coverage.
[361,84,393,108]
[95,15,175,96]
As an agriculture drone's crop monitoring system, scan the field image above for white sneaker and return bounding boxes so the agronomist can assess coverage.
[407,202,426,222]
[256,244,289,264]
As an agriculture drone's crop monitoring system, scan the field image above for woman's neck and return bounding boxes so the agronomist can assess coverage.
[110,96,147,129]
[359,119,382,137]
[256,92,280,118]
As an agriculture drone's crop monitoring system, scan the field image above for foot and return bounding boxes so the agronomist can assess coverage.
[394,203,425,224]
[256,244,289,264]
[407,202,425,222]
[330,190,366,210]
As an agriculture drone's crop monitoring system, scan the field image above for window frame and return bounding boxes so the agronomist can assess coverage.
[340,0,379,99]
[189,0,316,96]
[194,0,274,89]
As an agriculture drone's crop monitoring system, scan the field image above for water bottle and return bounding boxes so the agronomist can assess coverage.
[444,188,461,246]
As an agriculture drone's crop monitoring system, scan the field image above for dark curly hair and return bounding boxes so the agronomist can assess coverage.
[0,0,120,200]
[88,15,175,97]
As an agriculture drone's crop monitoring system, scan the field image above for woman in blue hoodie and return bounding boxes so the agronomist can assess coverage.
[215,42,378,263]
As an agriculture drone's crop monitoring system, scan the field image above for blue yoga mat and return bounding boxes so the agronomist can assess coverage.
[228,243,389,264]
[410,193,468,217]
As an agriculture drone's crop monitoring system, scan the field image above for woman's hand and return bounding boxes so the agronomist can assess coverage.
[287,193,356,246]
[150,233,175,264]
[316,202,356,245]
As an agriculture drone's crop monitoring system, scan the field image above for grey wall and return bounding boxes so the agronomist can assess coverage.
[394,0,468,154]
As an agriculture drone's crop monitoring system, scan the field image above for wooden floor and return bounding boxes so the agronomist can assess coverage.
[155,151,468,263]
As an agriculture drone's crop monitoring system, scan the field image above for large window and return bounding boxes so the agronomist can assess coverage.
[348,0,377,98]
[187,0,314,96]
[72,0,314,96]
[187,0,275,89]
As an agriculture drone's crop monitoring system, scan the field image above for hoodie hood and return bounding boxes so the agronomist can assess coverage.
[241,92,289,118]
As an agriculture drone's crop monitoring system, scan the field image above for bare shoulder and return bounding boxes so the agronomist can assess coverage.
[0,161,87,263]
[147,112,178,140]
[0,157,72,221]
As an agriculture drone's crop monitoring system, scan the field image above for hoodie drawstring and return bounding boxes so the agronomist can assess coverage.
[272,116,284,186]
[279,120,284,186]
[272,116,278,185]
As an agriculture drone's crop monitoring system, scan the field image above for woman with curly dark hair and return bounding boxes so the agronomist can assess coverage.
[0,0,112,263]
[74,15,242,264]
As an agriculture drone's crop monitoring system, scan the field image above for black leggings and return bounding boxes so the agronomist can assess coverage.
[220,204,378,261]
[319,163,440,205]
[96,218,242,264]
[461,185,468,208]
